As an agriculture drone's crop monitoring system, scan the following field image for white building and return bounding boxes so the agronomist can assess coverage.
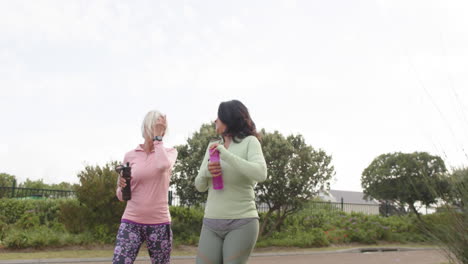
[319,189,380,215]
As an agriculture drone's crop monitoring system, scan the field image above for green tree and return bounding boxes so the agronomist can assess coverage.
[0,173,17,198]
[420,167,468,264]
[18,178,76,191]
[49,182,77,191]
[448,167,468,209]
[171,123,218,206]
[19,178,48,189]
[70,162,125,241]
[256,131,335,237]
[0,173,16,187]
[361,152,449,219]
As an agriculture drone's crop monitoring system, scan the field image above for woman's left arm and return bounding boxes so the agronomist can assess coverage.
[153,141,175,171]
[217,137,267,182]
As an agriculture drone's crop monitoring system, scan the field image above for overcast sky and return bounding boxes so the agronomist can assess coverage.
[1,0,467,192]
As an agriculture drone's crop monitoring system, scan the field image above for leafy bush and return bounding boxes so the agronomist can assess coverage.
[257,228,329,247]
[0,197,434,249]
[58,199,91,234]
[2,226,94,249]
[0,198,35,224]
[0,198,69,226]
[0,215,9,241]
[169,206,204,245]
[414,167,468,264]
[419,210,467,263]
[257,201,426,247]
[72,162,126,238]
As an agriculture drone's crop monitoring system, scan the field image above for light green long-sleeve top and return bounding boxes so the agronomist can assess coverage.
[195,135,267,219]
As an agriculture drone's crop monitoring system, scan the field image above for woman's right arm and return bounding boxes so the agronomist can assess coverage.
[116,155,128,201]
[194,145,212,192]
[116,178,123,201]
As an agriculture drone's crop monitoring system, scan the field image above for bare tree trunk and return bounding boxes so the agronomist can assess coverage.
[409,203,422,220]
[259,209,273,237]
[264,212,288,238]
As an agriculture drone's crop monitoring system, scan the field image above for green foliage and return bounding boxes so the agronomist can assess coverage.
[257,202,426,247]
[0,173,16,187]
[361,152,449,217]
[416,167,468,264]
[0,173,16,198]
[92,224,116,244]
[169,206,204,245]
[0,163,129,245]
[0,198,96,249]
[171,123,217,206]
[1,197,436,249]
[256,130,335,237]
[447,167,468,209]
[419,211,467,264]
[72,162,126,237]
[2,226,94,249]
[257,228,329,248]
[0,198,32,224]
[15,214,41,229]
[14,178,77,191]
[58,199,91,234]
[0,199,206,248]
[18,179,49,189]
[0,198,65,225]
[0,215,8,241]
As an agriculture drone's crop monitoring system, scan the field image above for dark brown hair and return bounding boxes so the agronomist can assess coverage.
[218,100,260,143]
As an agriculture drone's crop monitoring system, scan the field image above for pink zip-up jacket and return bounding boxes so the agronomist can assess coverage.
[116,141,178,224]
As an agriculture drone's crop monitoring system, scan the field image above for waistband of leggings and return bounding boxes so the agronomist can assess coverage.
[121,219,171,226]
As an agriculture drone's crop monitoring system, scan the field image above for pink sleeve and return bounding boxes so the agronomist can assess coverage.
[153,141,178,172]
[166,148,178,169]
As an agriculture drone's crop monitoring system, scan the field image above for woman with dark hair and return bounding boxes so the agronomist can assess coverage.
[195,100,267,264]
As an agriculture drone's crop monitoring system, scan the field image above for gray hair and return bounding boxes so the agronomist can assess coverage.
[141,110,166,140]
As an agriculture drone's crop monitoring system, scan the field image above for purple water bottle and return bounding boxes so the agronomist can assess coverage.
[209,148,224,190]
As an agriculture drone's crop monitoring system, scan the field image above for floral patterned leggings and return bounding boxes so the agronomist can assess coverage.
[112,221,172,264]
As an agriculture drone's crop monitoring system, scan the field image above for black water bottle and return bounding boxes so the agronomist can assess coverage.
[116,162,132,201]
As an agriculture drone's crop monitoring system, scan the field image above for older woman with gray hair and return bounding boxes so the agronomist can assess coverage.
[112,110,178,264]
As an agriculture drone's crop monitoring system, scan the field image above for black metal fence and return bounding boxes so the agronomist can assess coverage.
[167,193,382,215]
[0,186,75,199]
[256,200,381,215]
[1,187,437,216]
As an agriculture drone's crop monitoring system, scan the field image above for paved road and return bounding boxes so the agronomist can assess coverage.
[0,248,447,264]
[171,250,447,264]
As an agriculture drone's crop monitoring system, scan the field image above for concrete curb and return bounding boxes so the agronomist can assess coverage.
[0,247,438,264]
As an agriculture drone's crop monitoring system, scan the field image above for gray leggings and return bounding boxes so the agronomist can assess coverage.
[196,219,259,264]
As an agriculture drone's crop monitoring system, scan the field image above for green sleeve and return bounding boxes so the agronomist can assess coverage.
[194,145,212,192]
[217,136,267,182]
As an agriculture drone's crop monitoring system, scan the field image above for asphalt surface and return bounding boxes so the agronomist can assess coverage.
[0,247,448,264]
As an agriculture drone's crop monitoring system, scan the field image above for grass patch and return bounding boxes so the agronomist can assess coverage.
[0,245,197,260]
[0,250,116,260]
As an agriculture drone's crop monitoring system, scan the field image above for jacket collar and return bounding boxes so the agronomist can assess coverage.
[135,144,154,152]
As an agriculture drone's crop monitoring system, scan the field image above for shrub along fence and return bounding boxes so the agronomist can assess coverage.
[0,197,430,249]
[1,187,431,217]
